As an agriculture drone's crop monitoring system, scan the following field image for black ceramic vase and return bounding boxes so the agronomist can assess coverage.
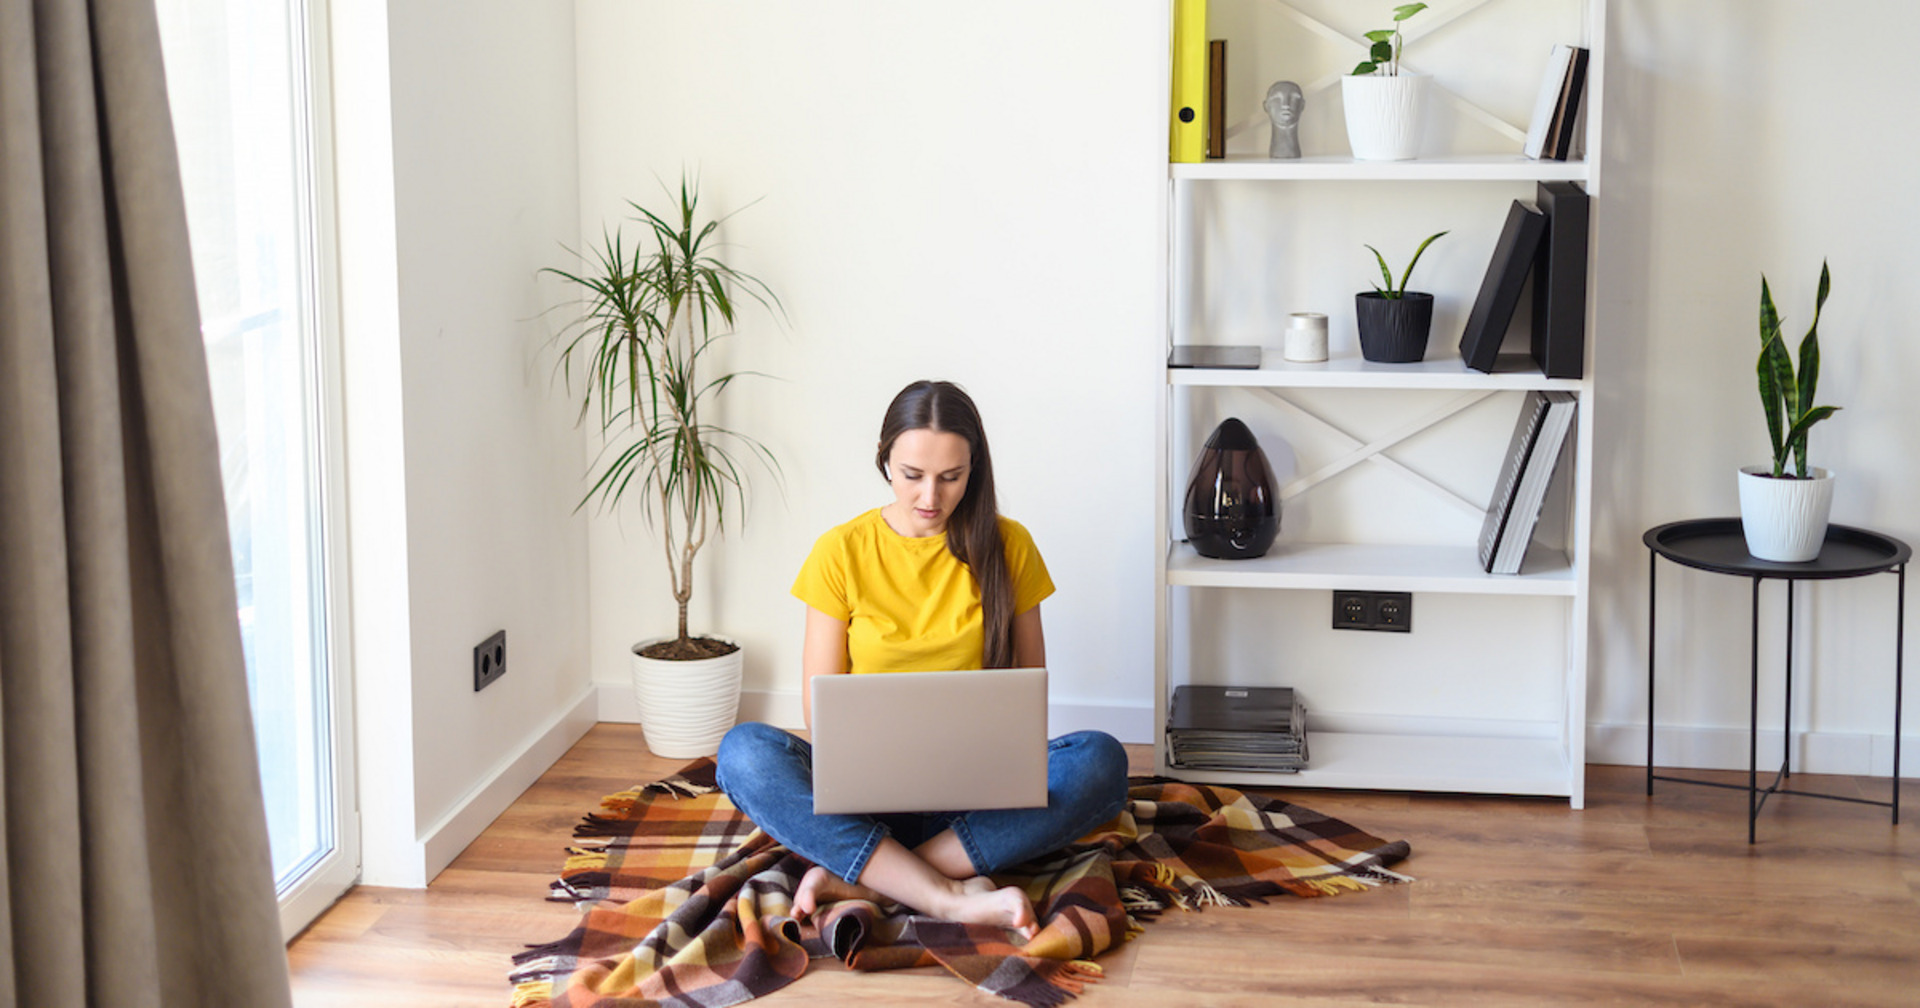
[1355,291,1435,363]
[1183,417,1280,560]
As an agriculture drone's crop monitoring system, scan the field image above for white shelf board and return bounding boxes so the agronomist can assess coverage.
[1166,541,1576,595]
[1171,155,1590,183]
[1168,349,1583,391]
[1165,731,1573,797]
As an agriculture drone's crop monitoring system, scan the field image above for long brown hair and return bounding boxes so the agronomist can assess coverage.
[875,381,1015,668]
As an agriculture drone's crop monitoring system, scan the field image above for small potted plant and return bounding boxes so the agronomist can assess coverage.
[1738,261,1840,562]
[1355,231,1446,363]
[544,176,782,757]
[1342,3,1430,161]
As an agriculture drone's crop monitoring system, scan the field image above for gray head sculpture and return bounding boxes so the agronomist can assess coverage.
[1264,81,1304,159]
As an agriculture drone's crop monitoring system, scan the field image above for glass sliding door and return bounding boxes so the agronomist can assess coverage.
[155,0,356,937]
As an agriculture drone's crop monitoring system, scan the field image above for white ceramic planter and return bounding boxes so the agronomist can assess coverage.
[1736,465,1835,562]
[630,639,745,758]
[1341,73,1426,161]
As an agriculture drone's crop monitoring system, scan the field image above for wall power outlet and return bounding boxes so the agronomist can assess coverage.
[1330,591,1412,633]
[474,629,507,690]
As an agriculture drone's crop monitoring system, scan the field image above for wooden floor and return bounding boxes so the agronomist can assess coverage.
[288,724,1920,1006]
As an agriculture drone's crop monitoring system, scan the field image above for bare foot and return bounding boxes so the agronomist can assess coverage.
[793,864,886,921]
[937,878,1038,941]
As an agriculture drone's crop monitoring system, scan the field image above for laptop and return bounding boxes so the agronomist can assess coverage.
[810,668,1049,814]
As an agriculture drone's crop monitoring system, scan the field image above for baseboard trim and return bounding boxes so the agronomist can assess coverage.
[1586,721,1916,778]
[592,688,1917,779]
[418,687,598,883]
[596,685,1156,743]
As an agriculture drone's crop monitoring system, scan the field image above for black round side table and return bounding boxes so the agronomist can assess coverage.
[1643,518,1909,843]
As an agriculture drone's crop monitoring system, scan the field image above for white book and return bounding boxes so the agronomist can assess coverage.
[1491,392,1577,574]
[1524,45,1576,160]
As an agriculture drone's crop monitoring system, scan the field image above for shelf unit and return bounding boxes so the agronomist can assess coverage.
[1153,0,1603,807]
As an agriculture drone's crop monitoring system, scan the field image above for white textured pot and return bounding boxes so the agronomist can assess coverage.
[1341,73,1426,161]
[1736,465,1835,562]
[630,639,744,759]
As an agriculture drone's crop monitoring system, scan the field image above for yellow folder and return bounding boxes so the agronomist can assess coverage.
[1170,0,1206,163]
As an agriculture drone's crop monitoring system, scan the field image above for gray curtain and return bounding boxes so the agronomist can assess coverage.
[0,0,295,1003]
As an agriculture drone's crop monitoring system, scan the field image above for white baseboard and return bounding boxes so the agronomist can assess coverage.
[592,686,1916,780]
[1585,720,1916,778]
[597,685,1157,743]
[417,688,598,883]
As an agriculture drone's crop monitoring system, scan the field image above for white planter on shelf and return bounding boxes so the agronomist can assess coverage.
[1736,465,1835,562]
[630,638,744,758]
[1341,73,1427,161]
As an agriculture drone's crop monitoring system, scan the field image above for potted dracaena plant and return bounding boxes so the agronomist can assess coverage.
[1342,3,1430,160]
[1737,260,1840,562]
[1355,230,1446,363]
[545,176,782,758]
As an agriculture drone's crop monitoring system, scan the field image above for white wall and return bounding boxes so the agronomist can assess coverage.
[574,1,1168,737]
[333,0,592,886]
[1588,0,1920,774]
[568,0,1917,777]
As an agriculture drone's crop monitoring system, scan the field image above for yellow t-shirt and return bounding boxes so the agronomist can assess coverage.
[792,509,1054,674]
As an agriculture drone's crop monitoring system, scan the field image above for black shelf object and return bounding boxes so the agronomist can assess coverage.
[1642,518,1909,843]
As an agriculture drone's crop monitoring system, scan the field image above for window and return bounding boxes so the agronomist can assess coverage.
[155,0,354,935]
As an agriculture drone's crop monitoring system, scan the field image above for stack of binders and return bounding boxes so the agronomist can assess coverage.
[1166,685,1308,773]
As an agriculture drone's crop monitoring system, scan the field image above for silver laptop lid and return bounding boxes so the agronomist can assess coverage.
[810,668,1048,815]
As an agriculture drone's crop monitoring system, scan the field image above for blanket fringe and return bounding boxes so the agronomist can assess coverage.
[1059,958,1103,989]
[1302,876,1372,896]
[1364,863,1416,884]
[508,979,552,1008]
[548,871,610,903]
[597,786,647,815]
[511,941,573,969]
[563,846,609,873]
[574,813,640,838]
[643,773,717,800]
[1021,958,1106,1006]
[1186,878,1234,908]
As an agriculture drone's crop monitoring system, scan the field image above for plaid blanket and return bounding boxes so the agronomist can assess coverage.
[510,760,1411,1008]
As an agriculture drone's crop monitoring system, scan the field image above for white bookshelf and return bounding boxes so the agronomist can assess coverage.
[1172,154,1590,183]
[1166,542,1576,596]
[1170,731,1575,797]
[1169,347,1584,391]
[1153,0,1603,807]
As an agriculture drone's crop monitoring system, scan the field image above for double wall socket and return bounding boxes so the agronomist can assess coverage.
[474,629,507,691]
[1331,591,1412,632]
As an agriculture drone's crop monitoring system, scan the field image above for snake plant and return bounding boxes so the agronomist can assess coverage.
[1756,260,1839,479]
[1363,231,1447,299]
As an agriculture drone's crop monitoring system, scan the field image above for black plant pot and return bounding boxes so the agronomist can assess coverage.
[1183,417,1280,560]
[1355,291,1435,363]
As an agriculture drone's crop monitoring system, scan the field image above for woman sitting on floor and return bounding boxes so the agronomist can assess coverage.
[717,379,1129,940]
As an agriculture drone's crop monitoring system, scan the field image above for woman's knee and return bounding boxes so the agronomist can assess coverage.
[1052,730,1130,813]
[716,721,797,795]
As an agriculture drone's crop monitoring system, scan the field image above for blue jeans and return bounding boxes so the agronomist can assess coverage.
[715,721,1129,884]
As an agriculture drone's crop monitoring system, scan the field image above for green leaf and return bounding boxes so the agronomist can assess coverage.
[1783,405,1839,478]
[1796,260,1828,412]
[1352,60,1379,75]
[1757,275,1781,341]
[1760,336,1797,471]
[1399,230,1447,294]
[1393,3,1429,21]
[1370,38,1394,63]
[1364,29,1396,43]
[1364,244,1395,293]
